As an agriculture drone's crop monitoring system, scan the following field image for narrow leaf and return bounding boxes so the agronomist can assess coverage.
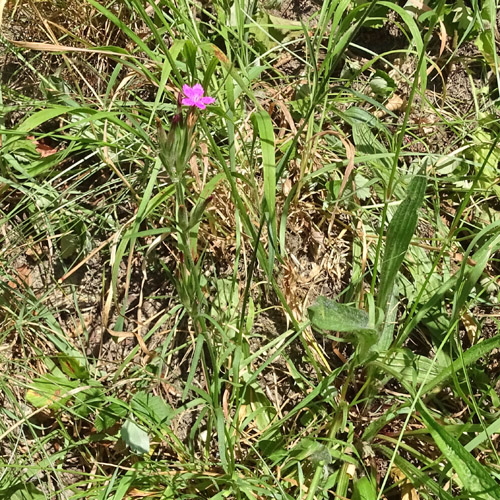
[251,110,277,263]
[418,404,500,500]
[377,444,454,500]
[377,172,427,315]
[422,333,500,394]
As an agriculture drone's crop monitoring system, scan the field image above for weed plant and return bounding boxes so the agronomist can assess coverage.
[1,0,500,498]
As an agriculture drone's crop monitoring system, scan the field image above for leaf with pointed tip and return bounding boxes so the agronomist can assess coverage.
[418,403,500,500]
[377,172,427,319]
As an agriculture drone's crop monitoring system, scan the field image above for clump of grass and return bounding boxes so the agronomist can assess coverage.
[1,0,500,498]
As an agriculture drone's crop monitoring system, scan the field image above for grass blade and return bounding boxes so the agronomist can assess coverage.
[251,110,277,266]
[422,333,500,394]
[376,444,454,500]
[418,403,500,500]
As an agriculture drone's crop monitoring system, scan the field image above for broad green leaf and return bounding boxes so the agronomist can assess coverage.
[375,336,500,397]
[452,233,500,323]
[121,419,150,454]
[351,121,393,178]
[131,391,173,427]
[377,282,399,351]
[418,404,500,500]
[0,483,45,500]
[286,438,331,464]
[26,375,79,410]
[16,106,69,134]
[402,221,500,342]
[308,296,372,333]
[59,234,80,259]
[309,296,379,360]
[250,12,275,51]
[377,172,427,316]
[452,0,475,33]
[268,13,302,31]
[71,385,105,418]
[369,70,396,97]
[210,277,240,330]
[470,130,500,198]
[352,476,376,500]
[475,31,498,74]
[58,354,89,380]
[354,173,372,200]
[245,382,276,432]
[362,403,399,442]
[95,401,128,432]
[374,348,443,387]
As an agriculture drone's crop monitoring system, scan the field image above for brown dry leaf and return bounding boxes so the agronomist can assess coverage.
[345,462,356,479]
[127,489,158,498]
[160,380,182,398]
[211,45,230,66]
[27,136,58,157]
[282,178,293,196]
[25,241,44,257]
[438,20,448,56]
[189,155,201,191]
[107,329,134,341]
[308,129,355,208]
[386,94,405,112]
[462,310,478,344]
[334,134,355,202]
[222,385,230,419]
[107,328,152,355]
[272,99,297,135]
[374,94,406,118]
[308,263,322,280]
[7,39,147,61]
[282,257,299,317]
[391,466,419,500]
[275,53,293,69]
[407,0,430,11]
[0,0,6,27]
[7,265,32,289]
[310,227,325,248]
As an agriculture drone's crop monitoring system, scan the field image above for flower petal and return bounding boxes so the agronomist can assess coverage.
[191,83,205,99]
[182,97,197,106]
[199,96,215,105]
[194,101,207,110]
[182,84,194,98]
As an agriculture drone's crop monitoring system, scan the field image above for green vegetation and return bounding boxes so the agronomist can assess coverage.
[1,0,500,498]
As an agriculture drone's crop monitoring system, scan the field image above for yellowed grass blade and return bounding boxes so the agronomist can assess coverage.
[7,39,144,60]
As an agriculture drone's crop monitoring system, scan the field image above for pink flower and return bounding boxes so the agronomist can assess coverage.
[181,83,215,110]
